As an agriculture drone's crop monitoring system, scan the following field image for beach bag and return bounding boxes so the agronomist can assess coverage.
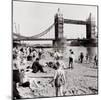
[55,73,65,87]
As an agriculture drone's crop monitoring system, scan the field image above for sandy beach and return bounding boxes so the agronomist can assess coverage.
[17,52,98,99]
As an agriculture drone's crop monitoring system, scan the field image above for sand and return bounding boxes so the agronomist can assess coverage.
[17,52,98,98]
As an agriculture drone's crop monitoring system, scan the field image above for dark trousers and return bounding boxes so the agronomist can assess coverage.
[80,58,83,63]
[55,87,60,97]
[69,57,73,68]
[38,65,44,72]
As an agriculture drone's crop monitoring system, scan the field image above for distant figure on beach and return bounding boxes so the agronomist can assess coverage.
[69,49,74,69]
[85,53,89,63]
[54,51,62,60]
[32,50,37,58]
[31,58,46,73]
[38,48,43,59]
[93,55,98,67]
[79,52,84,63]
[50,61,66,97]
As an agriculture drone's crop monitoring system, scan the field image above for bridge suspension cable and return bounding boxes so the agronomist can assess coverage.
[13,23,55,40]
[28,23,54,39]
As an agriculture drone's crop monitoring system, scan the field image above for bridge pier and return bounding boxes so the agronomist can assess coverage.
[53,38,67,52]
[53,8,65,51]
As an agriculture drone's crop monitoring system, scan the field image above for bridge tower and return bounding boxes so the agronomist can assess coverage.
[53,8,66,50]
[55,8,64,40]
[86,13,93,39]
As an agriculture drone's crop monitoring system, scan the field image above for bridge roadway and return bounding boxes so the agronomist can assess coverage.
[13,38,95,41]
[64,19,87,25]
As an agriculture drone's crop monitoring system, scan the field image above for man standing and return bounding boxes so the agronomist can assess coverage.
[80,52,84,63]
[69,49,75,69]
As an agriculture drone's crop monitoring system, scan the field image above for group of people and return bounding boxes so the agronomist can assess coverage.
[13,45,98,99]
[13,45,67,98]
[50,49,98,96]
[78,52,98,67]
[13,45,46,99]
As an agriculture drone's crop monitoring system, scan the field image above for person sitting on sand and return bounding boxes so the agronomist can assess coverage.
[13,55,21,99]
[31,58,46,73]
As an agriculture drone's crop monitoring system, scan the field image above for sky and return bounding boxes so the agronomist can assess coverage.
[13,0,97,40]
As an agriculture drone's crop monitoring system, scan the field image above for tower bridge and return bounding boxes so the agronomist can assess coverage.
[13,8,97,47]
